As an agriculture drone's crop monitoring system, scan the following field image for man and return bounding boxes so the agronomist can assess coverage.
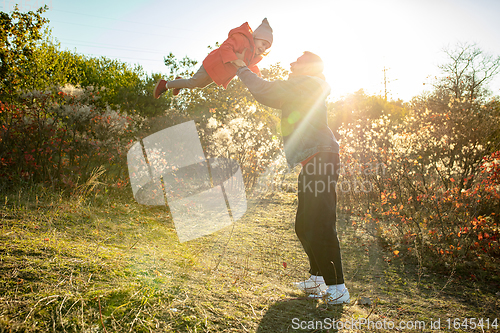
[233,51,349,304]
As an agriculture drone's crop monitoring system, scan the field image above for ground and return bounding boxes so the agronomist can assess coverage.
[0,187,498,332]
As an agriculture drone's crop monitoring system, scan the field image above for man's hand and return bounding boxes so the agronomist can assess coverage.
[231,59,247,68]
[231,48,247,68]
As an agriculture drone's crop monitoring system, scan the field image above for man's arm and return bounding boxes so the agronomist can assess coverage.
[236,66,288,109]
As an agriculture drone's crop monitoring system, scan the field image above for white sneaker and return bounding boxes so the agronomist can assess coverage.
[324,286,350,305]
[293,277,327,296]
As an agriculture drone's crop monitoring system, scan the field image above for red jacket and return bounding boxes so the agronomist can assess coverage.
[203,22,263,89]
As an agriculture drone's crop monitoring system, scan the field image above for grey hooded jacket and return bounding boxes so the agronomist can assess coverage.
[236,67,339,166]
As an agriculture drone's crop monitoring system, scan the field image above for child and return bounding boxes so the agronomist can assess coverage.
[154,18,273,98]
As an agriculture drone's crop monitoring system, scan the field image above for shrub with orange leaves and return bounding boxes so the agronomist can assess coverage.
[0,85,140,191]
[335,92,500,274]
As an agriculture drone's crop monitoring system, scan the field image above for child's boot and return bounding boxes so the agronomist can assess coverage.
[153,79,167,99]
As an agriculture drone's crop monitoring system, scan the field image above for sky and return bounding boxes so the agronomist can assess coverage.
[3,0,500,102]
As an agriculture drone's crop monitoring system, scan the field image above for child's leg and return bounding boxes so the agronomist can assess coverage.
[167,65,213,89]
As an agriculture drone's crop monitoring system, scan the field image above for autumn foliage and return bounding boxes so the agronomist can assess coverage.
[2,6,499,276]
[0,85,137,190]
[336,67,500,273]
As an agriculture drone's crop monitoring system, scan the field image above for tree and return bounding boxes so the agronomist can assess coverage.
[416,43,500,191]
[74,55,171,116]
[154,53,289,188]
[0,5,48,98]
[435,42,500,102]
[1,6,172,116]
[23,37,84,90]
[328,89,407,139]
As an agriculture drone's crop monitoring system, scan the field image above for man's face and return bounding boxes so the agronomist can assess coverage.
[290,55,309,75]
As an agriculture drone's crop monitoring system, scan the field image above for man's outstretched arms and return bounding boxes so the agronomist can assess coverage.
[236,66,288,109]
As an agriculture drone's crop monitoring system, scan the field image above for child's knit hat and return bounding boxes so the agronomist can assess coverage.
[253,18,273,46]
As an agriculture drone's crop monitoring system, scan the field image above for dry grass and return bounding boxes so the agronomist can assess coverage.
[0,185,499,332]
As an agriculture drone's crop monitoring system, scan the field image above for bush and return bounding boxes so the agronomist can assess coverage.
[199,107,282,189]
[0,84,140,190]
[336,95,500,274]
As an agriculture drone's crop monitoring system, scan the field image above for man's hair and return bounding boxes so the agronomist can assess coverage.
[301,51,324,75]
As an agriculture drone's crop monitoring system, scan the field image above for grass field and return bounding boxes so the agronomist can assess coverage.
[0,185,499,332]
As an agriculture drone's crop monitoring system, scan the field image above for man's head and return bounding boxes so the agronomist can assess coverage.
[290,51,324,76]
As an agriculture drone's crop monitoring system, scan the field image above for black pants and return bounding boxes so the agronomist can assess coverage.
[295,152,344,285]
